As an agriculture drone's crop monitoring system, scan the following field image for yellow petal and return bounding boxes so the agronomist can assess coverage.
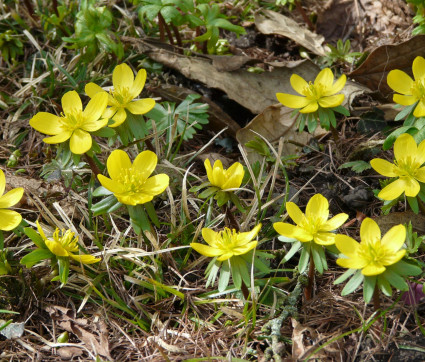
[315,68,334,87]
[103,107,116,119]
[36,220,47,240]
[381,250,406,266]
[394,133,416,162]
[318,94,344,108]
[415,167,425,183]
[300,101,319,113]
[322,213,348,231]
[413,100,425,117]
[130,68,147,97]
[118,193,153,205]
[276,93,310,109]
[97,174,126,194]
[190,242,222,257]
[335,234,359,257]
[133,150,158,180]
[45,239,69,257]
[378,179,407,200]
[107,149,132,180]
[362,264,386,276]
[222,162,244,189]
[83,92,108,121]
[30,112,63,135]
[387,69,414,94]
[273,222,298,238]
[113,63,134,90]
[142,174,169,196]
[286,202,306,225]
[81,118,108,132]
[62,91,82,115]
[413,56,425,81]
[313,232,336,245]
[402,176,420,197]
[305,194,328,221]
[360,218,381,244]
[212,160,225,187]
[232,240,258,255]
[416,139,425,164]
[109,108,127,127]
[381,224,405,252]
[337,256,368,270]
[393,94,417,106]
[236,224,261,246]
[370,158,397,177]
[85,82,104,98]
[290,74,308,95]
[0,209,22,231]
[325,74,346,95]
[0,169,5,196]
[126,99,155,115]
[43,131,72,144]
[70,253,101,264]
[0,187,23,208]
[204,159,214,184]
[202,228,220,248]
[70,129,92,154]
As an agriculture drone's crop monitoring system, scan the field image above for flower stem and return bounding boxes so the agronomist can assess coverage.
[373,284,381,319]
[223,205,239,231]
[241,281,250,300]
[305,252,315,301]
[84,154,100,177]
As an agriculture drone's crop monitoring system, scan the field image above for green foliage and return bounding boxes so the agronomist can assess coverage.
[339,160,372,173]
[62,0,123,62]
[147,94,209,141]
[37,2,74,41]
[322,39,362,66]
[406,0,425,35]
[0,30,23,63]
[298,105,349,133]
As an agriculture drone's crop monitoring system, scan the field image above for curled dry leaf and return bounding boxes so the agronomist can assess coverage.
[255,10,326,56]
[349,35,425,97]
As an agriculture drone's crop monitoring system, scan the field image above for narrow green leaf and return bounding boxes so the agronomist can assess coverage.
[341,270,363,296]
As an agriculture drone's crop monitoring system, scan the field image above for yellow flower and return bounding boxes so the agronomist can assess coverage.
[98,149,169,206]
[273,194,348,246]
[0,169,23,231]
[37,221,100,264]
[191,224,261,261]
[387,56,425,117]
[276,68,346,113]
[85,64,155,128]
[205,159,244,190]
[30,91,108,154]
[335,218,406,276]
[370,133,425,200]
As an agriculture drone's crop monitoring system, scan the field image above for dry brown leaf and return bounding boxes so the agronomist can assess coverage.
[316,0,357,43]
[124,37,320,114]
[374,211,425,235]
[57,346,84,359]
[255,10,326,56]
[349,35,425,97]
[46,305,111,360]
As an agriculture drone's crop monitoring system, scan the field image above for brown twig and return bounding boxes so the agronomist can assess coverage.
[295,1,314,31]
[158,13,175,45]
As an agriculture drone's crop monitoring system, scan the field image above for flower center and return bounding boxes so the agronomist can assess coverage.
[219,228,238,251]
[358,241,387,267]
[117,168,146,193]
[411,79,425,102]
[301,215,325,236]
[60,110,86,131]
[395,156,420,178]
[54,228,79,252]
[112,86,132,106]
[303,82,325,101]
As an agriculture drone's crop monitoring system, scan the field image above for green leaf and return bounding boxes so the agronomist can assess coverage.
[407,196,419,214]
[91,195,122,216]
[377,275,392,296]
[298,244,310,273]
[311,245,323,274]
[332,105,350,116]
[363,275,376,303]
[338,160,371,173]
[218,259,231,292]
[24,227,45,248]
[389,260,422,276]
[57,257,70,285]
[383,126,414,150]
[20,249,52,268]
[394,103,416,121]
[92,186,113,197]
[92,127,116,138]
[334,268,357,284]
[383,268,408,291]
[341,270,363,296]
[198,186,218,199]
